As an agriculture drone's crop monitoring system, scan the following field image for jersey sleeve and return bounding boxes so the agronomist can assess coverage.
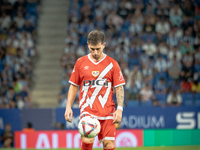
[69,59,81,86]
[112,61,125,87]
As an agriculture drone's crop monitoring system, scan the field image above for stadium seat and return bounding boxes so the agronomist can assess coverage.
[183,99,194,106]
[195,100,200,106]
[155,94,167,101]
[195,65,200,72]
[181,93,194,102]
[127,100,139,107]
[141,100,153,106]
[158,100,166,105]
[195,94,200,101]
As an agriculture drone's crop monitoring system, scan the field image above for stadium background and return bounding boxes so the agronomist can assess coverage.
[0,0,200,149]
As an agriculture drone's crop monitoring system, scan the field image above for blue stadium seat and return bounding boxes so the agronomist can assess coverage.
[183,99,194,106]
[127,100,139,107]
[129,59,140,67]
[195,100,200,106]
[141,100,152,106]
[195,94,200,101]
[195,65,200,72]
[155,94,167,101]
[158,100,166,105]
[181,93,194,102]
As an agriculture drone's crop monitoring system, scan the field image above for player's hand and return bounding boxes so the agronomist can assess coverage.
[113,109,122,124]
[64,107,73,123]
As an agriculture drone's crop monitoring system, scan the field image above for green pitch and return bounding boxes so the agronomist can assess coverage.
[3,145,200,150]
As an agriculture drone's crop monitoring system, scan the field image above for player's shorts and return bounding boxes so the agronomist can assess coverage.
[80,114,115,142]
[98,119,115,143]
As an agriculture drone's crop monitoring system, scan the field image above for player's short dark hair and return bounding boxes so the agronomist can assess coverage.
[87,30,105,45]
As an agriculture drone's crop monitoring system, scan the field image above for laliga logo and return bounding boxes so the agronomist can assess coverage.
[115,132,138,147]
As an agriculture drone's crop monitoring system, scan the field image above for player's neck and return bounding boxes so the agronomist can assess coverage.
[89,53,105,62]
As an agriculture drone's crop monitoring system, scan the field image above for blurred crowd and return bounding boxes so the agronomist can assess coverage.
[60,0,200,107]
[0,0,40,109]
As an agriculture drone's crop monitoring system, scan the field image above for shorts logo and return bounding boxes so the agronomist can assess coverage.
[92,71,99,77]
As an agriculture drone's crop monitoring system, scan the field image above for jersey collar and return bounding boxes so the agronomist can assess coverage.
[88,53,107,65]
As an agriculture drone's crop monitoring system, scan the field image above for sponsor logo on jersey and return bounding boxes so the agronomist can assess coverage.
[92,71,99,77]
[83,79,108,87]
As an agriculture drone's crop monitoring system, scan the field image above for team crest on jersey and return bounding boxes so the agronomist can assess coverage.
[92,71,99,77]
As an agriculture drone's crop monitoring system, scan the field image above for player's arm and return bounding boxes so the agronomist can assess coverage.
[64,84,79,122]
[113,85,124,123]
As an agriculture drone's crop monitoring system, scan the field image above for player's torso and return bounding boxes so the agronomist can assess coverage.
[78,55,115,117]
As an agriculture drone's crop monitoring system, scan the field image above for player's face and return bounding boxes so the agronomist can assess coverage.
[88,42,105,61]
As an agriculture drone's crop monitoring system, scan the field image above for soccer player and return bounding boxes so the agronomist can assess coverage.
[64,30,125,150]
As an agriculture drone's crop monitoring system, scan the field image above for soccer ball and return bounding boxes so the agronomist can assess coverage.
[78,116,101,138]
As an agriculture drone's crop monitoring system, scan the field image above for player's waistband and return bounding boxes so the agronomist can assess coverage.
[80,112,113,120]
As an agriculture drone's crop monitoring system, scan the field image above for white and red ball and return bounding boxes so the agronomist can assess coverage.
[78,116,101,138]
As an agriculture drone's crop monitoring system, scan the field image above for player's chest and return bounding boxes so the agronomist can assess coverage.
[79,62,113,82]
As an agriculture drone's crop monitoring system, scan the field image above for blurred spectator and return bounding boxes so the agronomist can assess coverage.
[0,12,11,30]
[180,79,192,93]
[117,2,129,19]
[141,75,153,88]
[0,124,13,148]
[16,94,24,109]
[191,80,200,93]
[155,3,169,19]
[180,40,194,54]
[167,56,181,80]
[180,60,194,81]
[169,5,183,27]
[167,46,182,61]
[115,42,129,59]
[194,70,200,83]
[195,46,200,65]
[155,18,170,35]
[182,52,193,65]
[181,16,193,32]
[154,78,167,94]
[153,99,165,107]
[139,50,149,67]
[22,122,35,132]
[154,32,166,45]
[129,41,141,59]
[1,0,12,16]
[167,91,182,106]
[181,0,195,17]
[141,63,153,79]
[139,83,154,102]
[127,65,142,84]
[14,12,25,30]
[168,79,180,93]
[154,54,167,73]
[106,11,123,31]
[126,78,141,100]
[142,39,157,56]
[129,18,142,35]
[13,0,27,14]
[143,16,155,34]
[54,122,64,130]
